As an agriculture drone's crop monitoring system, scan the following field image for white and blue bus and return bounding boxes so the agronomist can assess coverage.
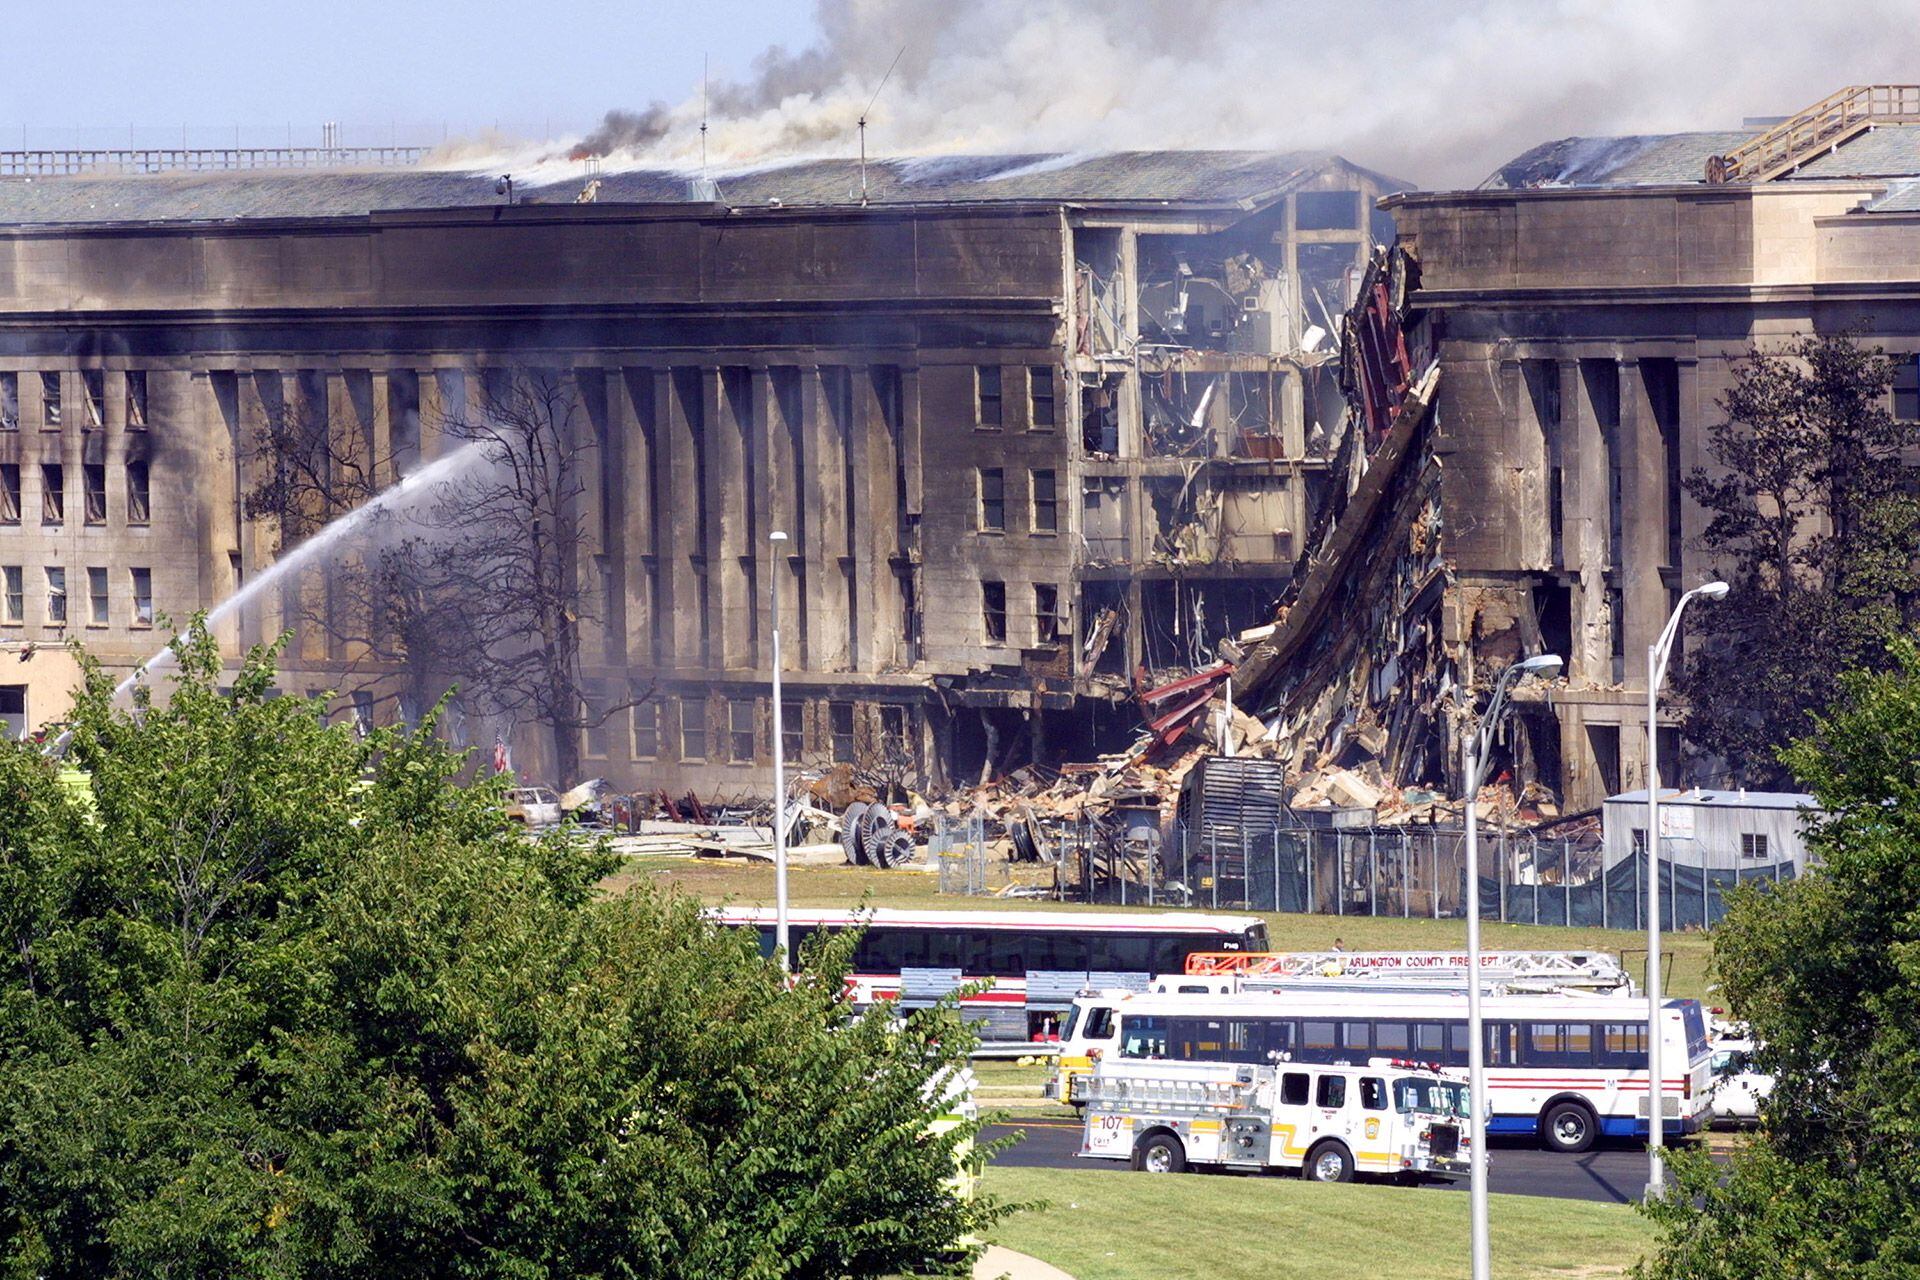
[715,907,1268,1044]
[1051,987,1712,1152]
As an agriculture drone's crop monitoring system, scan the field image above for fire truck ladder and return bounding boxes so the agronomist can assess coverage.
[1706,85,1920,183]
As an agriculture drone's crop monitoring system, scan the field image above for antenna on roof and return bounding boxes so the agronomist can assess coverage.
[700,53,710,177]
[858,45,905,207]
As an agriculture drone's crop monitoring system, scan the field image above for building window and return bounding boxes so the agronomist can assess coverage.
[86,567,107,625]
[1294,189,1362,230]
[582,689,612,760]
[1031,468,1058,533]
[0,685,23,739]
[978,467,1005,532]
[45,567,65,625]
[1631,828,1648,856]
[351,690,374,737]
[781,700,804,762]
[1895,356,1920,421]
[1029,366,1056,429]
[80,370,104,429]
[125,371,148,429]
[130,568,152,627]
[829,700,856,762]
[1,567,19,623]
[982,580,1007,643]
[678,697,707,761]
[84,465,106,525]
[0,465,17,525]
[878,704,909,763]
[728,698,756,763]
[630,699,659,760]
[1741,832,1771,860]
[1035,583,1062,644]
[127,461,150,525]
[41,464,62,524]
[976,365,1003,429]
[40,374,60,429]
[0,374,15,431]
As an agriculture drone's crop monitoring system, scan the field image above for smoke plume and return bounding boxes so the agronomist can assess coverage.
[566,0,1920,188]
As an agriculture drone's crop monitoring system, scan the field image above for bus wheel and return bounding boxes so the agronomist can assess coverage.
[1132,1132,1186,1174]
[1305,1140,1355,1183]
[1542,1100,1598,1153]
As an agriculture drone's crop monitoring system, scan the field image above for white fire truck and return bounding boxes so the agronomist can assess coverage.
[1077,1056,1471,1183]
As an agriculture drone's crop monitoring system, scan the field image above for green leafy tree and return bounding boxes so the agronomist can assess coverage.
[1678,332,1920,785]
[0,623,1003,1278]
[1639,640,1920,1279]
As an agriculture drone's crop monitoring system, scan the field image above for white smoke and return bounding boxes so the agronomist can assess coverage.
[556,0,1920,188]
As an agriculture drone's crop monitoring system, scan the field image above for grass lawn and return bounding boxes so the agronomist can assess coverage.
[983,1166,1656,1280]
[614,857,1720,1003]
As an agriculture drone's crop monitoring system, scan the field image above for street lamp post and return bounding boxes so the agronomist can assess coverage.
[1643,579,1728,1197]
[769,530,791,971]
[1466,651,1562,1280]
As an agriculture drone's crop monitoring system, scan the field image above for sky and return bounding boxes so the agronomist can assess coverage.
[3,0,1918,190]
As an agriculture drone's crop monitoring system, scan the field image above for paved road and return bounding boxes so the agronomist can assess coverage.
[984,1119,1659,1203]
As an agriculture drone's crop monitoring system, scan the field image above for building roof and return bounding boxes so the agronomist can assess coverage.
[0,150,1411,227]
[1606,789,1817,811]
[1482,123,1920,190]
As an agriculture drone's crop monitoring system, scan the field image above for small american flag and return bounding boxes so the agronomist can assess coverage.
[492,735,510,774]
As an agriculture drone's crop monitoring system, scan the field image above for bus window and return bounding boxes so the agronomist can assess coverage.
[984,932,1028,977]
[1447,1021,1471,1065]
[1281,1072,1310,1106]
[1243,922,1271,950]
[1341,1021,1371,1055]
[1089,935,1155,973]
[1316,1074,1348,1109]
[1599,1022,1648,1067]
[1302,1020,1337,1055]
[1374,1021,1411,1053]
[1360,1077,1387,1110]
[1121,1015,1168,1058]
[1486,1022,1520,1066]
[1414,1022,1446,1056]
[754,926,777,961]
[1520,1022,1595,1067]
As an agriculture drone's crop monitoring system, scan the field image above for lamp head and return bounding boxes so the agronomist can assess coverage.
[1695,581,1730,601]
[1517,653,1564,681]
[769,530,789,544]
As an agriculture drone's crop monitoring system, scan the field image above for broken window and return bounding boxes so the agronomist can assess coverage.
[978,467,1005,532]
[1034,583,1063,645]
[1896,356,1920,421]
[1073,227,1124,356]
[1,567,19,623]
[781,700,804,762]
[84,465,106,524]
[878,704,909,763]
[0,374,15,431]
[678,697,707,761]
[41,465,63,524]
[829,701,856,762]
[1081,476,1128,563]
[40,374,60,429]
[729,698,755,763]
[1080,372,1121,455]
[630,699,659,759]
[1228,372,1284,457]
[0,465,17,524]
[44,567,64,625]
[130,567,152,627]
[1029,367,1056,429]
[583,688,613,760]
[1141,369,1223,456]
[80,370,104,429]
[976,366,1002,429]
[125,370,148,429]
[982,580,1007,643]
[127,460,149,524]
[86,567,107,625]
[1294,190,1362,231]
[1031,469,1057,533]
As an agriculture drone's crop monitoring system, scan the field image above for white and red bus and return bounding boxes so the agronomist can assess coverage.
[1051,987,1712,1152]
[713,907,1268,1044]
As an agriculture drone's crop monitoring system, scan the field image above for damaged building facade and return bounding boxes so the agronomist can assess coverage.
[1336,87,1920,809]
[0,151,1402,791]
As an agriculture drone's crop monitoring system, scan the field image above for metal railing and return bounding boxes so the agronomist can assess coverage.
[0,146,430,178]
